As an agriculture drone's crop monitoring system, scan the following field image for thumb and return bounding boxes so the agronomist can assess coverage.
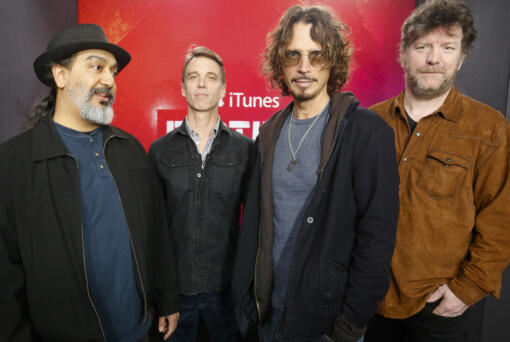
[427,286,445,303]
[158,316,167,332]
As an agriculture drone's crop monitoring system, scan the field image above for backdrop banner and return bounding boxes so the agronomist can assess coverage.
[79,0,414,148]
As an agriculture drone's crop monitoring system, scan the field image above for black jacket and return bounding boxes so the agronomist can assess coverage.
[149,120,253,295]
[0,116,178,341]
[232,93,400,342]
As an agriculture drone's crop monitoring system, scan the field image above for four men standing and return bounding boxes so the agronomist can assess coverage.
[1,1,509,342]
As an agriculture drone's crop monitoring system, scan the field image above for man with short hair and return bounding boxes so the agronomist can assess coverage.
[0,24,179,341]
[365,1,510,341]
[149,46,253,342]
[232,5,399,342]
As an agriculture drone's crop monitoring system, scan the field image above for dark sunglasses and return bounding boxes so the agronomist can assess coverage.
[283,49,328,67]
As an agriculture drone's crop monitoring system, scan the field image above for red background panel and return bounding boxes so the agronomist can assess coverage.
[79,0,414,149]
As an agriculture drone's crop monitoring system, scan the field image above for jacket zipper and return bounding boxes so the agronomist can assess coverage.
[253,221,263,322]
[103,136,148,324]
[67,153,107,341]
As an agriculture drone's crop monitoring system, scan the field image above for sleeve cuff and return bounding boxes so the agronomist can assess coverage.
[448,272,487,306]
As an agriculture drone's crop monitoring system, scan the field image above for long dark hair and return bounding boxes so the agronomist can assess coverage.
[24,56,74,130]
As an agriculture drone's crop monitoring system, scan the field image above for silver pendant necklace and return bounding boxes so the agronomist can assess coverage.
[287,110,324,171]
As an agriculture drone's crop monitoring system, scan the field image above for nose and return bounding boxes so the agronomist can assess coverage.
[198,76,206,88]
[100,70,115,88]
[296,54,311,73]
[426,46,440,64]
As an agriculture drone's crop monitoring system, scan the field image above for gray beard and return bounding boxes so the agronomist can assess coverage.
[67,86,114,125]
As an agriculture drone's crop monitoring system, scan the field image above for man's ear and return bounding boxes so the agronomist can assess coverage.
[181,82,186,97]
[457,54,466,71]
[398,50,405,69]
[220,83,226,99]
[52,64,68,89]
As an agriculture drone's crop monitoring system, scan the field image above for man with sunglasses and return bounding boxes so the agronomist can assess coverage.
[232,5,399,342]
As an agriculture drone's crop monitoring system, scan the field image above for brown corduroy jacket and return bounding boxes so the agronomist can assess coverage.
[370,87,510,319]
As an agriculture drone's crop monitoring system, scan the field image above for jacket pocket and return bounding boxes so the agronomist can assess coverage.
[417,151,470,199]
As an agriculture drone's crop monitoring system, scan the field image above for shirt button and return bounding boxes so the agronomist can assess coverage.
[403,157,408,163]
[307,217,314,224]
[99,165,104,169]
[90,137,93,142]
[197,173,202,178]
[95,153,99,157]
[416,132,421,137]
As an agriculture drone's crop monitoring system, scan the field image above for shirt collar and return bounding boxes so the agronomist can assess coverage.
[183,115,222,139]
[393,86,462,122]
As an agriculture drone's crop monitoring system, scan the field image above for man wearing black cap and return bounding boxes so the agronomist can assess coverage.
[0,24,179,341]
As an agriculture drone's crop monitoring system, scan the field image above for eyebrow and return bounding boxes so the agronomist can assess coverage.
[186,71,219,77]
[86,55,119,69]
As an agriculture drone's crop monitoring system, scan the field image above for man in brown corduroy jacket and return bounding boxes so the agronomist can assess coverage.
[365,1,510,341]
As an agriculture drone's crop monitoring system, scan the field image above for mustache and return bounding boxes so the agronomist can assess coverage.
[291,76,317,82]
[87,88,115,105]
[417,67,446,74]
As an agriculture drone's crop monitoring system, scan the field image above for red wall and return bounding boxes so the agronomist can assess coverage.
[79,0,414,149]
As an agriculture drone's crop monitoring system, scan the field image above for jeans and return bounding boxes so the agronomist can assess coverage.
[259,307,364,342]
[364,300,471,342]
[167,290,239,342]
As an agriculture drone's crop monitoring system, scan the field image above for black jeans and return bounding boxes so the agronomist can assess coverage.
[364,301,473,342]
[166,290,239,342]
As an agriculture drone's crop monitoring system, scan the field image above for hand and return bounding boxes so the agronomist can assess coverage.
[427,284,469,317]
[158,312,179,340]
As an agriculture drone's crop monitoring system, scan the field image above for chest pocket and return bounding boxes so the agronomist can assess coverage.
[417,150,470,199]
[158,156,192,191]
[209,153,245,193]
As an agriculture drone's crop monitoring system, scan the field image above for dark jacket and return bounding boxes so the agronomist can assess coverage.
[149,120,253,295]
[232,93,400,342]
[0,116,178,341]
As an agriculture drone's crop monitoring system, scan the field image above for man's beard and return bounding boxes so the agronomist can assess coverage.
[406,68,457,100]
[288,76,319,102]
[67,84,115,125]
[404,57,462,100]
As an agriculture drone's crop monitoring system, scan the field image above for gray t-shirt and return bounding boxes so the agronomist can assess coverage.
[271,103,329,308]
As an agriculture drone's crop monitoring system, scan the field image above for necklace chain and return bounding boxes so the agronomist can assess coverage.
[287,110,324,171]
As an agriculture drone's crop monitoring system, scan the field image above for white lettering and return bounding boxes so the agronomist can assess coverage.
[165,120,183,133]
[229,120,250,134]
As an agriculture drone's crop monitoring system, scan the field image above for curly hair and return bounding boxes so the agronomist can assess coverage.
[401,0,477,55]
[262,4,351,97]
[25,56,74,130]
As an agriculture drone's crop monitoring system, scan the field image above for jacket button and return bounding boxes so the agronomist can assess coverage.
[403,157,408,163]
[322,304,329,310]
[307,216,314,224]
[197,173,202,178]
[416,132,421,137]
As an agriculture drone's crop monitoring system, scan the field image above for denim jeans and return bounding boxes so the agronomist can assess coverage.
[259,307,364,342]
[166,290,239,342]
